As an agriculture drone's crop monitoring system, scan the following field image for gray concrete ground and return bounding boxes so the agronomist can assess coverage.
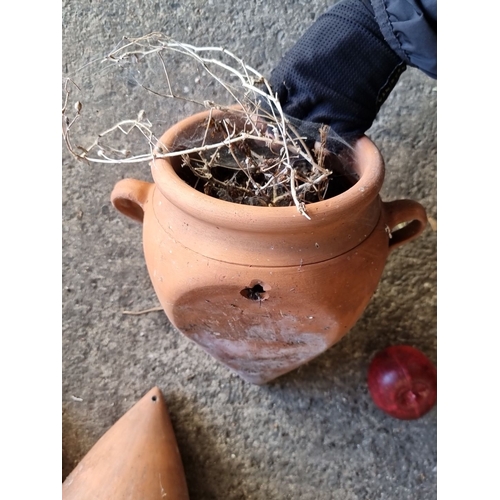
[62,1,437,498]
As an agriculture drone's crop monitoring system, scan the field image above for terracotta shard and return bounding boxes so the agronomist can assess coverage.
[62,387,189,499]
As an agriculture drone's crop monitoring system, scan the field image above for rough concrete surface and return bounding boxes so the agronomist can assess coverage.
[62,1,437,498]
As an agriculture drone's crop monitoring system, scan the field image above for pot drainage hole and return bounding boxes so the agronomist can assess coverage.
[240,280,270,302]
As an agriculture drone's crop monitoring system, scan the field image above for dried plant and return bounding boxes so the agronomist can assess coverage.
[62,33,350,219]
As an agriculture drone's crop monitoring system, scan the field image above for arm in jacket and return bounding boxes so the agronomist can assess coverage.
[268,0,437,147]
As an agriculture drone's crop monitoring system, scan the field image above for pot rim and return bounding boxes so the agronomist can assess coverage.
[149,108,385,230]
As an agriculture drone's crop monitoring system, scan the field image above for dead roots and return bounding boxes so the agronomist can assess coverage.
[62,34,351,218]
[177,116,334,208]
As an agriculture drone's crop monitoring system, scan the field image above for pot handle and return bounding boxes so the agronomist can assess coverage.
[383,199,428,251]
[110,179,154,223]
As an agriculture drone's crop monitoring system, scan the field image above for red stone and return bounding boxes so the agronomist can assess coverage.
[367,345,437,420]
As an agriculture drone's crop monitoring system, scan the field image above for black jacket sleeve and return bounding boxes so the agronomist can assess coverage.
[268,0,436,146]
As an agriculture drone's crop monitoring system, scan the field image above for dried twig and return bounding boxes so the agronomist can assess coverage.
[62,34,350,217]
[122,306,164,315]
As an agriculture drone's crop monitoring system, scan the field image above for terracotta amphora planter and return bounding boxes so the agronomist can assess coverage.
[111,108,428,384]
[62,387,190,499]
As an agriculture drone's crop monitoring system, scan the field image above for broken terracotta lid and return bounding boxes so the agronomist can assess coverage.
[62,387,189,499]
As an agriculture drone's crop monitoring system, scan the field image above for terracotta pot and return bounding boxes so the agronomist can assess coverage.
[62,387,189,499]
[111,108,428,384]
